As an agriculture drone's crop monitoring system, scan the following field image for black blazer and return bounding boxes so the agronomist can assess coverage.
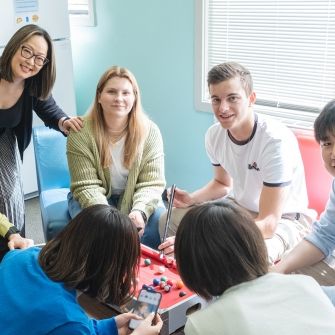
[14,88,67,160]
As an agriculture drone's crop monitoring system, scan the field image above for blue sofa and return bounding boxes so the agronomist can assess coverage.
[32,126,70,241]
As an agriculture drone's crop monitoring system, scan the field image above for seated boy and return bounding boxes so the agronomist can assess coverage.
[159,62,315,263]
[274,100,335,274]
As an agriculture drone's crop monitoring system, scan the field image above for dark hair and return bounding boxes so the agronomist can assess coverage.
[314,99,335,144]
[0,24,56,99]
[39,204,140,305]
[175,201,268,300]
[207,62,253,96]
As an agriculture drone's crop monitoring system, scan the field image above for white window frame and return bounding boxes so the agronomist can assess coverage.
[195,0,335,130]
[195,1,212,114]
[68,0,96,27]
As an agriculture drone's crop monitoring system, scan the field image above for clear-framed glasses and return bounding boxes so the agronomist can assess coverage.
[20,45,49,67]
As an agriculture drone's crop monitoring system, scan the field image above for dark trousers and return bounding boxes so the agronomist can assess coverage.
[0,237,9,262]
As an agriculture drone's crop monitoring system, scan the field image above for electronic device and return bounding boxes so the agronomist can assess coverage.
[128,288,162,330]
[160,184,176,258]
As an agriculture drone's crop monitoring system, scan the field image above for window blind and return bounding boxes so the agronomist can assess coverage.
[68,0,89,15]
[68,0,95,26]
[199,0,335,128]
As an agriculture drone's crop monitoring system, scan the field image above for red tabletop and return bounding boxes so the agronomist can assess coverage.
[137,244,194,309]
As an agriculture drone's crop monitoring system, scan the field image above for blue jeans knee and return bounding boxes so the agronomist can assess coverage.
[68,192,163,249]
[67,193,119,219]
[321,285,335,307]
[67,192,83,219]
[141,206,166,250]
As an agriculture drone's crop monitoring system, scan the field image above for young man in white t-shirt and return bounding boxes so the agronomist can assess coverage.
[159,62,314,263]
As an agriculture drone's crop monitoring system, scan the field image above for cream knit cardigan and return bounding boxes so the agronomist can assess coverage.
[67,118,166,219]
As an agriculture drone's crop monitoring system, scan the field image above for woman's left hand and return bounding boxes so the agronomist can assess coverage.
[60,116,84,135]
[128,211,145,237]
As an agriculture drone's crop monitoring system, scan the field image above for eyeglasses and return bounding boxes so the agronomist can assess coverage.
[20,45,49,67]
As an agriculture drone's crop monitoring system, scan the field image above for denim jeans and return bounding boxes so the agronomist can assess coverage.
[67,192,164,249]
[322,286,335,307]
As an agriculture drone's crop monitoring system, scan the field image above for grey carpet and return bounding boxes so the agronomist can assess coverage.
[25,197,45,244]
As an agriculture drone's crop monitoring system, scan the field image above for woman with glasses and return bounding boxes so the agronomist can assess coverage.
[67,66,166,249]
[0,24,83,259]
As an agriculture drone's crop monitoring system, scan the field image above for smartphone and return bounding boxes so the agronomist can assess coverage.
[128,288,162,330]
[161,184,176,244]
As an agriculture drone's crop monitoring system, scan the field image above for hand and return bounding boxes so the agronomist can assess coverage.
[129,211,145,237]
[170,187,194,208]
[115,312,141,335]
[7,233,34,250]
[158,236,175,256]
[61,116,84,135]
[132,313,163,335]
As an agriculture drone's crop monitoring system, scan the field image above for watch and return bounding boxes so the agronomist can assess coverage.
[132,210,147,224]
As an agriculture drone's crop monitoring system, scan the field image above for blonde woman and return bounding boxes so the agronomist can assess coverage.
[67,66,165,248]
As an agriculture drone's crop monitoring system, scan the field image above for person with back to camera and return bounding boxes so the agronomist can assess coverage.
[159,61,315,263]
[0,24,83,259]
[0,204,163,335]
[174,201,335,335]
[67,66,165,249]
[274,99,335,305]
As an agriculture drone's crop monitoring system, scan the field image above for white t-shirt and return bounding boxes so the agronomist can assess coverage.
[205,114,310,216]
[109,137,129,195]
[185,273,335,335]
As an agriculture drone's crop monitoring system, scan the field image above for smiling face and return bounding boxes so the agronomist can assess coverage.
[98,76,136,122]
[320,132,335,177]
[209,77,256,135]
[10,34,48,81]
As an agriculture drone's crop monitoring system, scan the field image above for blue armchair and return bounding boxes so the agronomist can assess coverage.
[32,126,70,241]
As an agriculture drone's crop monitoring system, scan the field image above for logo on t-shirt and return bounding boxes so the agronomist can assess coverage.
[248,162,260,171]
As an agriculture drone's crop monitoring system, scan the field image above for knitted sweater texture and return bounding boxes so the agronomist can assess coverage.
[67,118,165,219]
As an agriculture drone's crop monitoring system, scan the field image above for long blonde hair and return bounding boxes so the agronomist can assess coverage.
[88,66,149,168]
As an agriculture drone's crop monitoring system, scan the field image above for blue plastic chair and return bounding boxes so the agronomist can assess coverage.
[32,126,70,241]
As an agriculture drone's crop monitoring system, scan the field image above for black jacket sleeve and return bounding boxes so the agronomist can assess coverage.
[33,95,68,130]
[15,89,69,160]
